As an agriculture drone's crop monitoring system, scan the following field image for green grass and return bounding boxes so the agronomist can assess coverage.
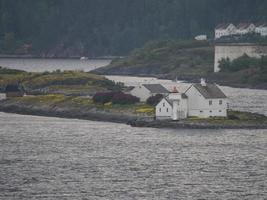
[185,110,267,125]
[5,95,154,116]
[0,69,122,94]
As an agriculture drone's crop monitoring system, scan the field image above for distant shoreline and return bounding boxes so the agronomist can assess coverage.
[0,54,119,60]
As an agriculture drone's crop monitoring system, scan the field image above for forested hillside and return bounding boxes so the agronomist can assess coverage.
[1,0,267,57]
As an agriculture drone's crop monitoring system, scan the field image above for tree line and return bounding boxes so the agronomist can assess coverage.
[1,0,267,56]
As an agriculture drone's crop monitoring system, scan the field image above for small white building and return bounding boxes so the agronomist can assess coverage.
[130,84,169,102]
[195,35,207,41]
[155,79,228,120]
[156,88,188,120]
[236,23,256,35]
[255,23,267,36]
[215,23,236,39]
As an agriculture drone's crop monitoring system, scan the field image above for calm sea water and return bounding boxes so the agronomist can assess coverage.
[0,58,111,72]
[0,59,267,199]
[0,112,266,200]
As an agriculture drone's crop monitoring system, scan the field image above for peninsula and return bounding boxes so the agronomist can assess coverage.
[1,67,267,129]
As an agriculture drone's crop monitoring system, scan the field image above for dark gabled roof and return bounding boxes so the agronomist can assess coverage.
[143,84,169,93]
[255,22,267,27]
[236,23,254,30]
[215,23,232,30]
[4,84,21,92]
[181,93,188,99]
[163,93,188,106]
[193,83,227,99]
[164,98,173,107]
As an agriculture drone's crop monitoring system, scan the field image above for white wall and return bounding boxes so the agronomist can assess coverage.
[215,24,236,39]
[130,86,151,102]
[156,98,173,119]
[214,44,267,72]
[185,86,227,118]
[255,27,267,36]
[0,93,6,100]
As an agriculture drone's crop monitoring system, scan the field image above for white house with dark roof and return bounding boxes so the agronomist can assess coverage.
[255,23,267,36]
[236,23,256,35]
[155,79,228,120]
[184,79,228,118]
[130,84,169,102]
[215,23,236,39]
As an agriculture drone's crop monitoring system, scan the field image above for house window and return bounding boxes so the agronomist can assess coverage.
[219,110,222,112]
[200,110,203,113]
[159,108,161,112]
[219,100,223,105]
[209,100,212,105]
[166,108,169,112]
[210,110,212,113]
[163,103,165,107]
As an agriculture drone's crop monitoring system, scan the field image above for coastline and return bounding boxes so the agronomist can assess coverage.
[96,71,267,90]
[0,54,119,60]
[1,102,267,129]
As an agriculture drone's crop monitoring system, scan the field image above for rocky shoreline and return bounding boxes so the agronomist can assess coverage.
[1,102,267,129]
[130,119,267,129]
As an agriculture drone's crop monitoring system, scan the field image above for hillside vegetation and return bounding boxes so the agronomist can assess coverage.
[94,40,214,79]
[1,0,267,56]
[217,55,267,87]
[94,39,267,89]
[0,67,122,95]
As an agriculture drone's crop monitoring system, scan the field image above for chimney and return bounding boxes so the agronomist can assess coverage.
[200,78,207,86]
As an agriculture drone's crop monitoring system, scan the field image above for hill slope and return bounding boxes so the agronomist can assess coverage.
[93,40,267,89]
[1,0,267,56]
[94,40,214,79]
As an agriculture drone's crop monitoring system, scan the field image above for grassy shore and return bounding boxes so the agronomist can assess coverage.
[1,66,266,128]
[0,67,122,95]
[1,94,267,129]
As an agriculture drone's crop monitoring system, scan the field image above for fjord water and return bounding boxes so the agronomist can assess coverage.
[0,58,111,72]
[0,58,267,199]
[0,112,266,199]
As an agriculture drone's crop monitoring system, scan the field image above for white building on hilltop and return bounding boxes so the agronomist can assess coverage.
[236,23,256,35]
[130,84,169,102]
[215,23,236,39]
[255,23,267,36]
[155,79,228,120]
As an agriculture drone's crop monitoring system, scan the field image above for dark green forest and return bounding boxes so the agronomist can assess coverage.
[1,0,267,56]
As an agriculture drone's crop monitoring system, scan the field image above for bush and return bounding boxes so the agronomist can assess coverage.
[92,91,139,104]
[92,92,117,104]
[228,114,239,120]
[111,92,139,105]
[146,94,163,106]
[219,54,264,72]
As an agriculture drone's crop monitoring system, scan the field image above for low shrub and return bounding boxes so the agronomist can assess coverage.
[93,92,116,104]
[228,114,239,120]
[111,92,139,105]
